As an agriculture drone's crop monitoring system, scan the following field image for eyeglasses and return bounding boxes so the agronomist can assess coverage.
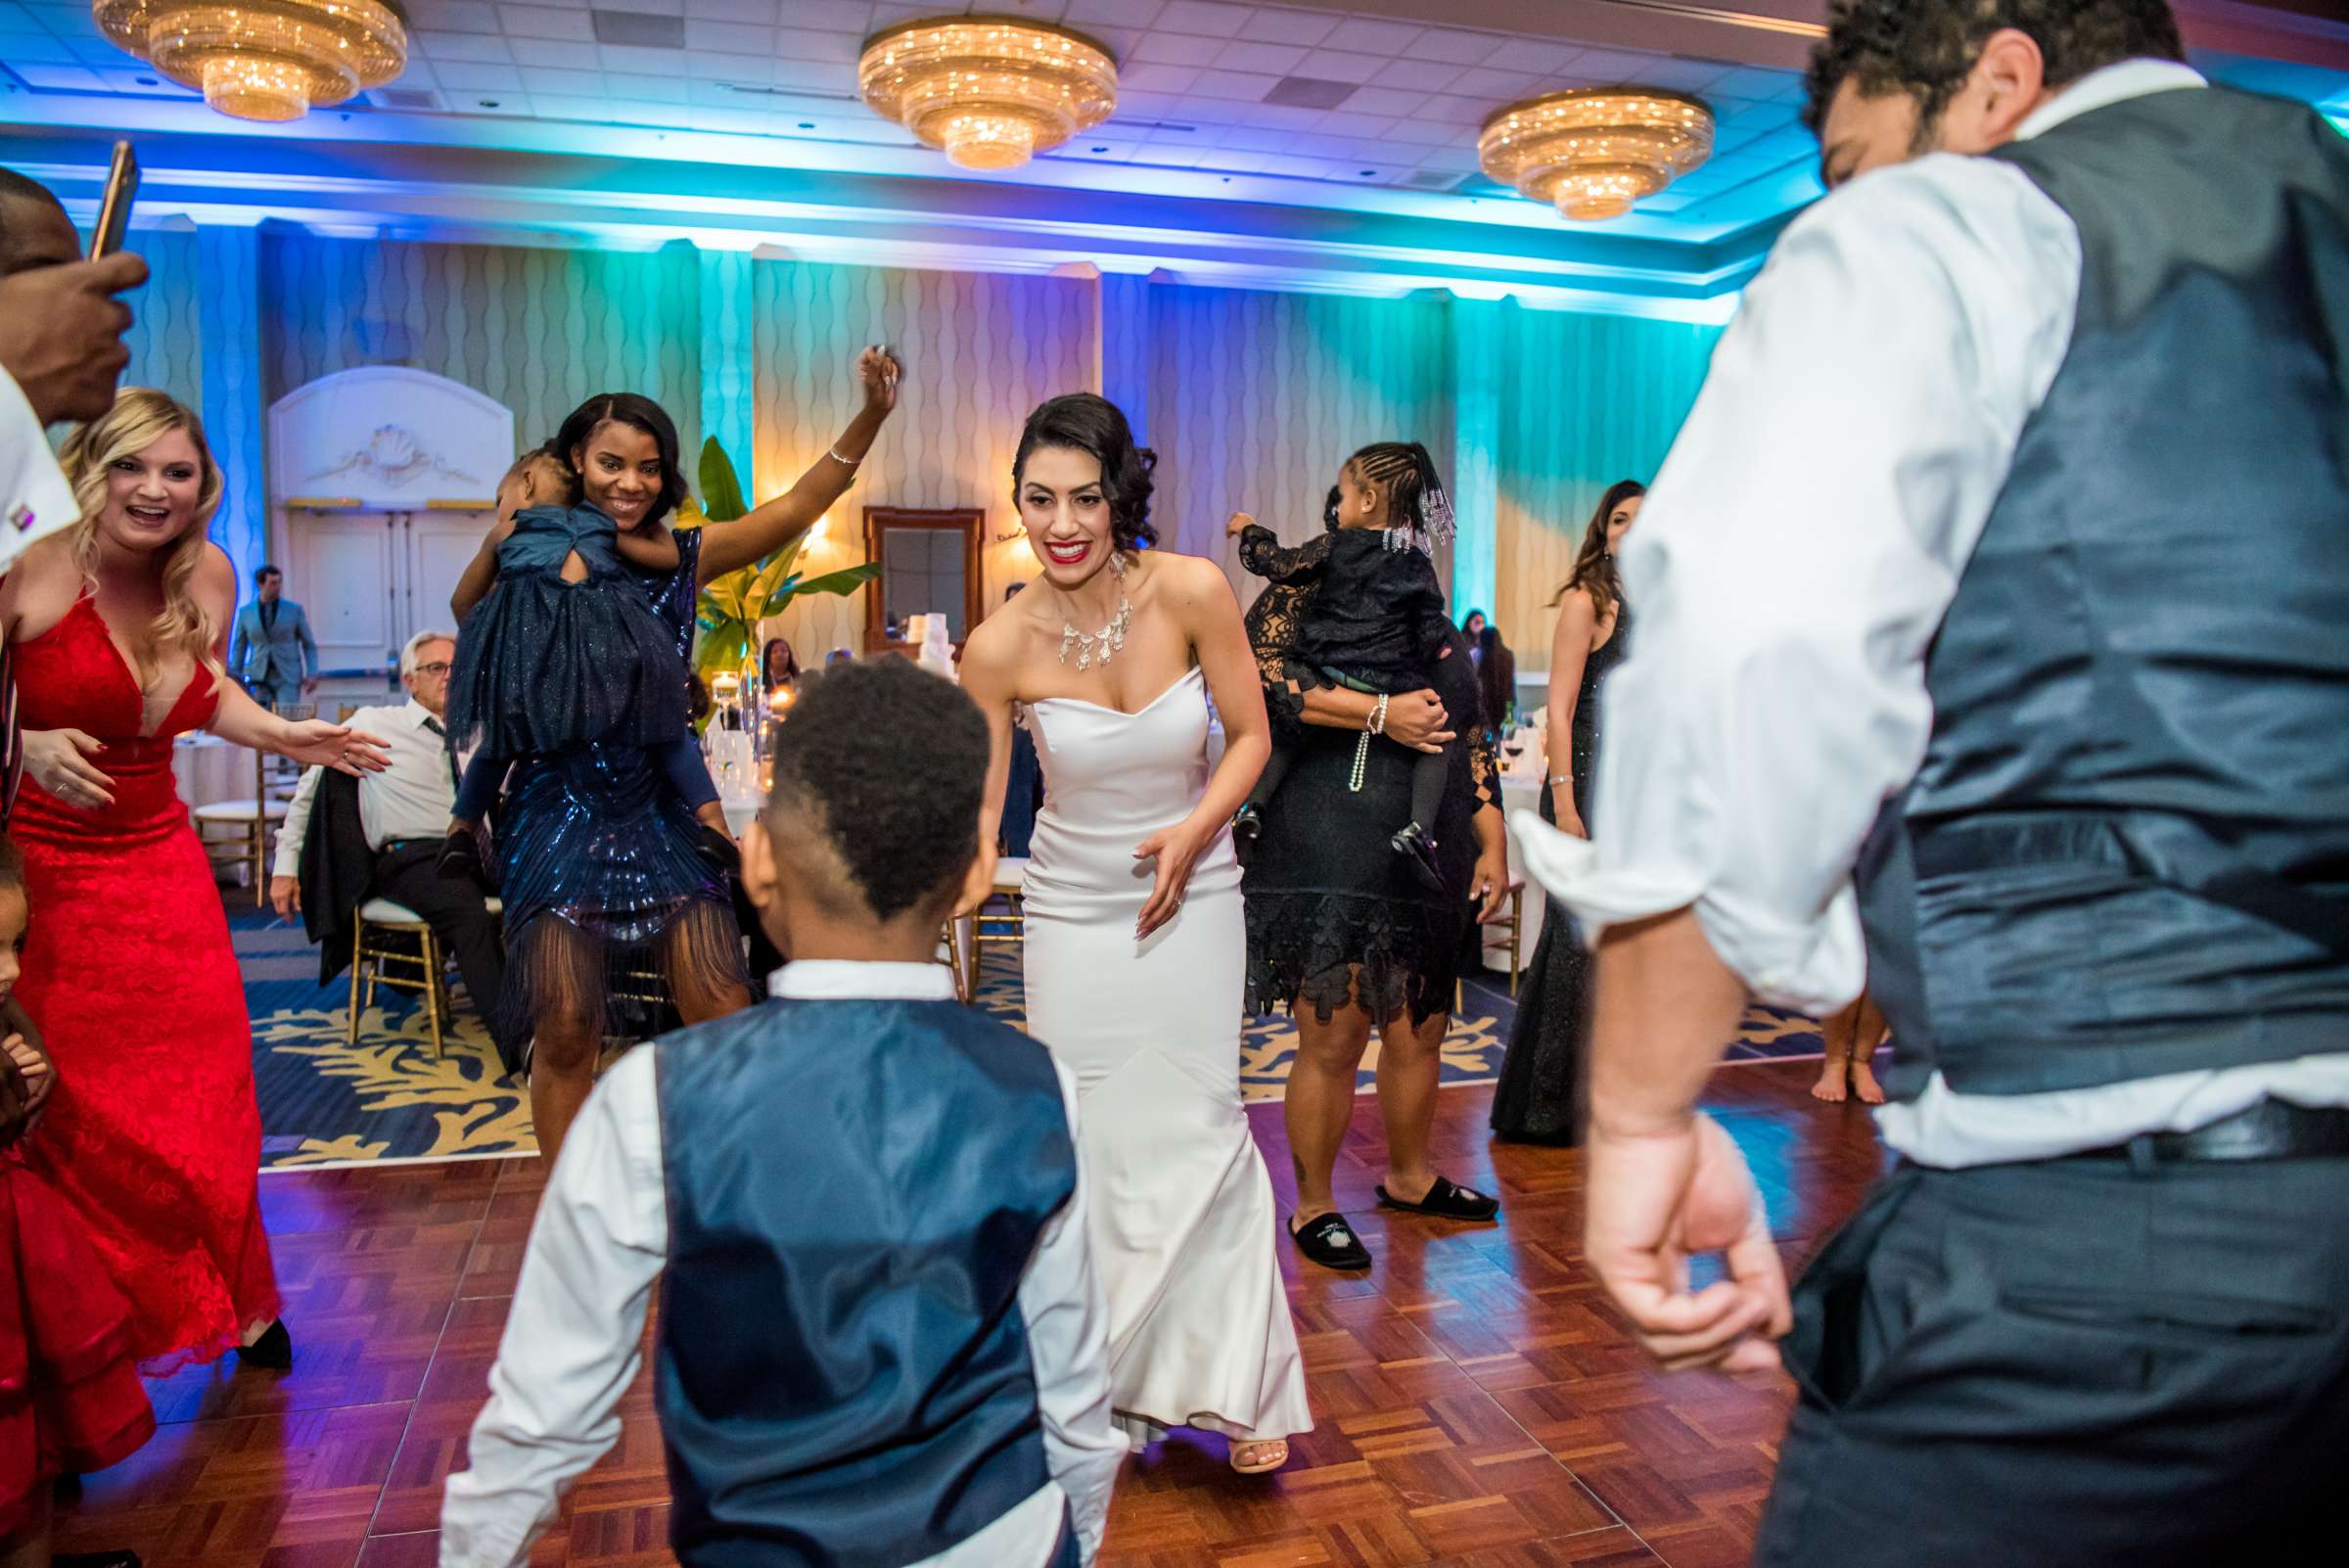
[412,661,453,677]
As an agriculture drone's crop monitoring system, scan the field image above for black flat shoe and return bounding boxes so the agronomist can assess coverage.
[1377,1176,1499,1222]
[237,1318,293,1371]
[1288,1211,1372,1271]
[694,822,742,879]
[436,826,495,893]
[56,1551,142,1568]
[1231,805,1264,868]
[1391,822,1446,893]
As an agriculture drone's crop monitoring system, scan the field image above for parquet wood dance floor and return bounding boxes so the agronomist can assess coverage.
[55,1060,1888,1568]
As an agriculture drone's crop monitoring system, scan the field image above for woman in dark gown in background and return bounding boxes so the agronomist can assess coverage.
[1491,480,1646,1144]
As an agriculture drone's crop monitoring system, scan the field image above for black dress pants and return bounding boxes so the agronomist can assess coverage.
[1757,1152,2349,1568]
[371,842,525,1074]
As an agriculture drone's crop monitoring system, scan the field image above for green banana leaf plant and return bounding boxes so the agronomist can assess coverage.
[683,437,878,685]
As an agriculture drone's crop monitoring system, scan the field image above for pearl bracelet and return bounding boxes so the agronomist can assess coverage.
[1370,692,1390,736]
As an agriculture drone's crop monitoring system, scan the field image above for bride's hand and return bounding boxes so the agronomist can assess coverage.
[277,721,391,777]
[1132,821,1208,941]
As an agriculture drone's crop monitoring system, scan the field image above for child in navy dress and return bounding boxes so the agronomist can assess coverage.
[1231,441,1459,890]
[439,449,727,886]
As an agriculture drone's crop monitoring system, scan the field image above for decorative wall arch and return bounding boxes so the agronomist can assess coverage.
[268,366,517,512]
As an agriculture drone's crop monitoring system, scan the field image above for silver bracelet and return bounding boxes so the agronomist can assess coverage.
[1370,692,1390,736]
[827,443,861,467]
[1547,773,1570,787]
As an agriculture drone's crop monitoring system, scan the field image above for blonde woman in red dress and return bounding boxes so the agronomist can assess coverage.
[2,388,384,1372]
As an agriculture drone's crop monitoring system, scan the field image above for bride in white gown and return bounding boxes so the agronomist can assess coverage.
[962,393,1313,1475]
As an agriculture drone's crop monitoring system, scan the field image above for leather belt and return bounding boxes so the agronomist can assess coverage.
[2074,1099,2349,1164]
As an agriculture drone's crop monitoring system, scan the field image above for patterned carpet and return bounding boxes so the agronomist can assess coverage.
[232,896,1826,1170]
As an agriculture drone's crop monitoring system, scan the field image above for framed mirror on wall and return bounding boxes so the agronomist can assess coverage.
[862,506,984,655]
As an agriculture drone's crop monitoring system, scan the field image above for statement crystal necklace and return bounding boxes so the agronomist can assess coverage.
[1055,552,1132,671]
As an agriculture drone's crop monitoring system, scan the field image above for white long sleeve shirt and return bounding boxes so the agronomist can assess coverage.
[0,367,74,570]
[439,960,1124,1568]
[272,699,463,878]
[1512,59,2349,1167]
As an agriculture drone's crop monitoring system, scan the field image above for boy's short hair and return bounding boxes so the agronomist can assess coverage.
[761,659,990,924]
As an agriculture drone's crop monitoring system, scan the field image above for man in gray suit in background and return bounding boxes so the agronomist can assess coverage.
[231,562,316,711]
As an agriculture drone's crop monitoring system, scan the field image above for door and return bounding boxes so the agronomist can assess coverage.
[286,506,402,674]
[405,508,490,636]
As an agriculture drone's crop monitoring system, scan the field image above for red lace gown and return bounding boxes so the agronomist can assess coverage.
[7,595,280,1371]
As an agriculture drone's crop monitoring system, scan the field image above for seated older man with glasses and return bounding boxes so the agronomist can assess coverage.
[271,629,522,1073]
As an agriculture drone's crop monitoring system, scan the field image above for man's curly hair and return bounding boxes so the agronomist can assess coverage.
[1802,0,2186,143]
[762,658,990,923]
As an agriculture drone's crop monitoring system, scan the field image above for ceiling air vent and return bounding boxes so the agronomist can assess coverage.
[1263,76,1356,111]
[590,9,686,48]
[375,86,443,111]
[1401,168,1468,192]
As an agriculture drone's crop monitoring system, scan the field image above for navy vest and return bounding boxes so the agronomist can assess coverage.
[1859,83,2349,1099]
[653,996,1077,1567]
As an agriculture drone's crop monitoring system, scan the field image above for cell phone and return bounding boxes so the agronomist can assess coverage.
[87,141,139,261]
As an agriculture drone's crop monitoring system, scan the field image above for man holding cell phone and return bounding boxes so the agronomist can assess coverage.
[0,164,149,826]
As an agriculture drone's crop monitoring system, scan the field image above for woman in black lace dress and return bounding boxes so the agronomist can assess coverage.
[1490,480,1645,1143]
[1239,445,1514,1272]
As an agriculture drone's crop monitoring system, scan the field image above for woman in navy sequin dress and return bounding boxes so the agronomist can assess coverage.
[468,352,900,1163]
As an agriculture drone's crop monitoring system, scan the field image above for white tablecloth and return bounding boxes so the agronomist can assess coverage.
[173,734,259,809]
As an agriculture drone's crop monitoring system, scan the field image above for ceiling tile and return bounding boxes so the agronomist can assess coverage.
[1337,85,1417,117]
[608,97,696,124]
[1130,143,1204,167]
[509,37,602,68]
[434,61,528,90]
[612,0,683,12]
[1121,62,1200,94]
[500,5,595,40]
[531,92,614,118]
[1320,18,1420,56]
[1063,0,1165,24]
[1493,40,1581,75]
[518,65,610,95]
[1369,58,1463,92]
[771,58,846,89]
[414,30,516,62]
[1130,30,1221,67]
[1412,28,1507,67]
[685,19,774,52]
[1153,0,1252,37]
[0,32,75,63]
[684,0,778,21]
[1189,68,1278,101]
[598,43,685,73]
[1236,9,1333,46]
[1216,40,1306,76]
[404,0,501,32]
[625,72,690,100]
[1381,115,1459,146]
[776,25,861,63]
[782,0,876,29]
[1448,66,1536,101]
[1313,110,1393,138]
[1302,50,1390,81]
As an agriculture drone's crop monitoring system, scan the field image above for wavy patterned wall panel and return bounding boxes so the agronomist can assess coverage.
[119,225,204,410]
[257,234,702,461]
[748,259,1097,659]
[1493,309,1723,668]
[1146,283,1454,598]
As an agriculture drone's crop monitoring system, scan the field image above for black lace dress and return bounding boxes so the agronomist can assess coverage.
[1240,555,1503,1026]
[1489,600,1632,1143]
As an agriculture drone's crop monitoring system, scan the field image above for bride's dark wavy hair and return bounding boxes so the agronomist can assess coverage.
[1012,393,1159,553]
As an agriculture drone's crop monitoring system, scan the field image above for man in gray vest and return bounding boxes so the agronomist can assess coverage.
[1513,2,2349,1562]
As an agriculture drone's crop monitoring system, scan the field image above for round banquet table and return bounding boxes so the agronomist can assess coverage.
[173,732,260,810]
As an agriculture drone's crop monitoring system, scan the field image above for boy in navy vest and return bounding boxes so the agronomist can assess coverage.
[440,657,1123,1568]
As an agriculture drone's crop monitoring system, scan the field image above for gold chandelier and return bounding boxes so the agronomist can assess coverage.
[1478,88,1714,221]
[858,16,1118,172]
[93,0,407,122]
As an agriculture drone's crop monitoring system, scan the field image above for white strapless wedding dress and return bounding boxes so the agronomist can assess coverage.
[1022,666,1313,1450]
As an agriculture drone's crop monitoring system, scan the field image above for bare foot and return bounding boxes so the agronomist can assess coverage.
[1851,1056,1886,1105]
[1810,1062,1850,1102]
[1229,1439,1289,1474]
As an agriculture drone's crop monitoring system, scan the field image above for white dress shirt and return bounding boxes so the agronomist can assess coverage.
[439,959,1124,1568]
[0,367,75,570]
[1512,59,2349,1167]
[273,699,460,877]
